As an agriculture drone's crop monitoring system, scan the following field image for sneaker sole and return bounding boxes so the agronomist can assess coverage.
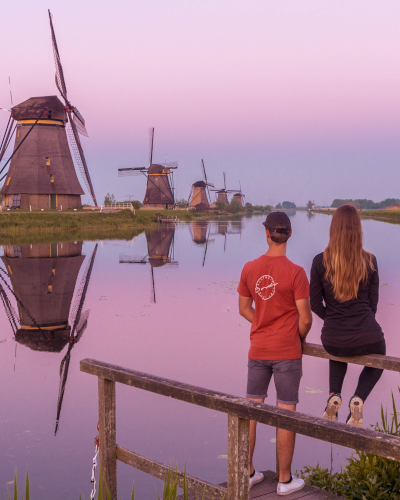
[347,398,363,427]
[322,396,342,421]
[277,482,305,496]
[250,475,264,488]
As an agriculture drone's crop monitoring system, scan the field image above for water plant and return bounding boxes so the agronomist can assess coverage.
[299,388,400,499]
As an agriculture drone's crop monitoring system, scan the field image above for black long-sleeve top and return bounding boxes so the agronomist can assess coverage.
[310,252,383,348]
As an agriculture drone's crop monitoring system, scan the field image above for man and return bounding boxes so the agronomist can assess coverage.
[237,211,312,496]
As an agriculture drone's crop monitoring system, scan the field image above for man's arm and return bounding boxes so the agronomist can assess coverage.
[239,295,254,324]
[295,297,312,340]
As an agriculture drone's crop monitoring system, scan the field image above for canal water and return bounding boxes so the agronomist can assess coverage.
[0,211,399,499]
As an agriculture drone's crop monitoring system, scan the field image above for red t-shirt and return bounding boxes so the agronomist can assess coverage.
[237,255,310,360]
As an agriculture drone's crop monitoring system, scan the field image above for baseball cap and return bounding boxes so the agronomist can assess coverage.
[262,211,291,235]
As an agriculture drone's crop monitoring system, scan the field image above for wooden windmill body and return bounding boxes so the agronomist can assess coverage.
[233,183,245,207]
[1,97,85,210]
[119,128,177,210]
[0,11,97,210]
[189,160,214,210]
[210,172,239,207]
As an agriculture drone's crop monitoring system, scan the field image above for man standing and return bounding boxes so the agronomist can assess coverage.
[237,212,312,495]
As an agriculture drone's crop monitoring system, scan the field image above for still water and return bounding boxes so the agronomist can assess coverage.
[0,212,399,499]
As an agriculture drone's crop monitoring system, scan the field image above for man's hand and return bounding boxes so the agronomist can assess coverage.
[239,295,254,324]
[295,297,312,340]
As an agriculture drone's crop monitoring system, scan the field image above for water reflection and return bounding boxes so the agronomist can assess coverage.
[119,226,178,303]
[0,241,98,434]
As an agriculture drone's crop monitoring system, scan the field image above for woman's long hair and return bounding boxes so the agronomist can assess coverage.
[323,204,374,302]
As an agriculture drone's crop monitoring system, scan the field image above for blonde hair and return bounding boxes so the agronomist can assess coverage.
[323,205,374,302]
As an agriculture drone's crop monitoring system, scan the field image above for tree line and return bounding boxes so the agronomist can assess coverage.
[331,198,400,209]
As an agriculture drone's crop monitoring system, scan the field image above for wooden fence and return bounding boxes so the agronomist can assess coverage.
[80,343,400,500]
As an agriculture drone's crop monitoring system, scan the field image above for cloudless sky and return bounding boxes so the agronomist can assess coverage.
[1,0,399,206]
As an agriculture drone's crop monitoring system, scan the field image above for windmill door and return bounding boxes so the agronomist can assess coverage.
[50,194,57,209]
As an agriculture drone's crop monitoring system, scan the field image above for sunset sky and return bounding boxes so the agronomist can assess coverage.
[1,0,399,206]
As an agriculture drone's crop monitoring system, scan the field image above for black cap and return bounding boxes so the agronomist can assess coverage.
[262,211,291,235]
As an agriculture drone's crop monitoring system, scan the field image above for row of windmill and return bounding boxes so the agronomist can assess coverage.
[118,128,245,210]
[0,11,245,211]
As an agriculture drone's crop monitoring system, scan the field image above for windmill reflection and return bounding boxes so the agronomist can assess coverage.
[209,219,243,252]
[190,221,215,266]
[0,241,97,435]
[119,226,178,303]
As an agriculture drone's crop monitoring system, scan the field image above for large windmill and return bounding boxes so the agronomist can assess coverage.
[118,128,178,210]
[188,160,214,211]
[0,241,97,434]
[0,10,97,210]
[210,172,239,206]
[119,227,178,303]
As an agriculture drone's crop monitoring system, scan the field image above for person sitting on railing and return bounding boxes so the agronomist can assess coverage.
[238,211,312,496]
[310,204,385,428]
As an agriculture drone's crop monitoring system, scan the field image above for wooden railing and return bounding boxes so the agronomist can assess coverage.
[80,344,400,500]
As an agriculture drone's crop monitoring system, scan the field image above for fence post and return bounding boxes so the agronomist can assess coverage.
[98,377,117,499]
[227,414,250,500]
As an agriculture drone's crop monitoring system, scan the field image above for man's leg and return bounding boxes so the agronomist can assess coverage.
[276,402,296,483]
[247,397,264,475]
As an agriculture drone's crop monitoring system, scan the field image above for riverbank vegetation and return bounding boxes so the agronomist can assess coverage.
[299,389,400,499]
[316,209,400,223]
[331,198,400,209]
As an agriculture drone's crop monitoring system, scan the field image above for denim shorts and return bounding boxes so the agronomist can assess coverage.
[246,358,302,405]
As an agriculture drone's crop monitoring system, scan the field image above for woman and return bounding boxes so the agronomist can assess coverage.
[310,204,385,427]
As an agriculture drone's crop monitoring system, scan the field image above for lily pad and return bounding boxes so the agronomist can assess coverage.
[305,387,323,394]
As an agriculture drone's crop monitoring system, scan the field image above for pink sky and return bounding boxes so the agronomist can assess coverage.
[1,0,399,205]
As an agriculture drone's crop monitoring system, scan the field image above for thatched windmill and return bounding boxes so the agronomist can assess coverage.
[118,128,178,210]
[232,182,245,207]
[119,226,178,302]
[210,172,239,206]
[188,160,214,211]
[0,241,98,434]
[0,10,97,210]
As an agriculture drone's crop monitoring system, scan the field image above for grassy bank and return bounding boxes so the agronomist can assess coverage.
[0,209,213,235]
[313,209,400,224]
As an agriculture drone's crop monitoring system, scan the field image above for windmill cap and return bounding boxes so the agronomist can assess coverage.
[262,212,291,234]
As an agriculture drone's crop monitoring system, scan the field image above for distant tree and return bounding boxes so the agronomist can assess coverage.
[227,197,242,214]
[307,200,315,210]
[104,193,116,205]
[275,203,282,209]
[131,200,142,209]
[175,198,188,208]
[215,201,226,211]
[282,201,296,209]
[245,202,253,213]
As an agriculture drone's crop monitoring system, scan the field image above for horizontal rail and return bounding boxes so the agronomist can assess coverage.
[81,359,400,462]
[116,445,227,499]
[303,343,399,371]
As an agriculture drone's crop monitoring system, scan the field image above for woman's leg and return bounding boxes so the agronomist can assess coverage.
[353,340,386,402]
[329,359,348,395]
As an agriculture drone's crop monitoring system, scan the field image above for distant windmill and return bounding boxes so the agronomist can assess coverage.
[232,182,245,207]
[0,10,97,209]
[210,172,239,206]
[118,128,178,210]
[119,226,178,303]
[188,160,214,210]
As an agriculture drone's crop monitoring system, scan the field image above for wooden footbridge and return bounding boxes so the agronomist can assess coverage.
[80,344,400,500]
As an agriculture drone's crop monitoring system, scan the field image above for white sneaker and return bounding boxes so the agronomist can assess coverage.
[347,396,363,427]
[322,393,342,421]
[277,476,305,496]
[249,470,264,488]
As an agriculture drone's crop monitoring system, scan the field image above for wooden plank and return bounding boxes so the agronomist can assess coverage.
[98,377,117,500]
[116,445,227,500]
[81,359,400,461]
[227,415,250,500]
[302,342,400,372]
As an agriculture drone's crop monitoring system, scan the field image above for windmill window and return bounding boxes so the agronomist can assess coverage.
[6,177,11,185]
[48,285,53,293]
[47,110,53,119]
[12,194,21,208]
[17,128,20,138]
[52,268,56,276]
[50,175,54,183]
[46,157,51,166]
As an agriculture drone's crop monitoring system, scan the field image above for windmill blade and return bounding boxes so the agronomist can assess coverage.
[118,167,147,177]
[0,281,19,335]
[202,159,212,203]
[67,112,97,206]
[0,116,15,163]
[119,255,147,264]
[160,161,178,169]
[239,181,242,194]
[223,172,226,190]
[149,127,154,166]
[54,341,73,435]
[150,266,156,304]
[72,108,88,137]
[48,10,68,101]
[75,309,90,340]
[69,244,98,336]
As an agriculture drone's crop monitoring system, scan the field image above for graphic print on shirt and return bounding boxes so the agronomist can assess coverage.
[255,275,278,300]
